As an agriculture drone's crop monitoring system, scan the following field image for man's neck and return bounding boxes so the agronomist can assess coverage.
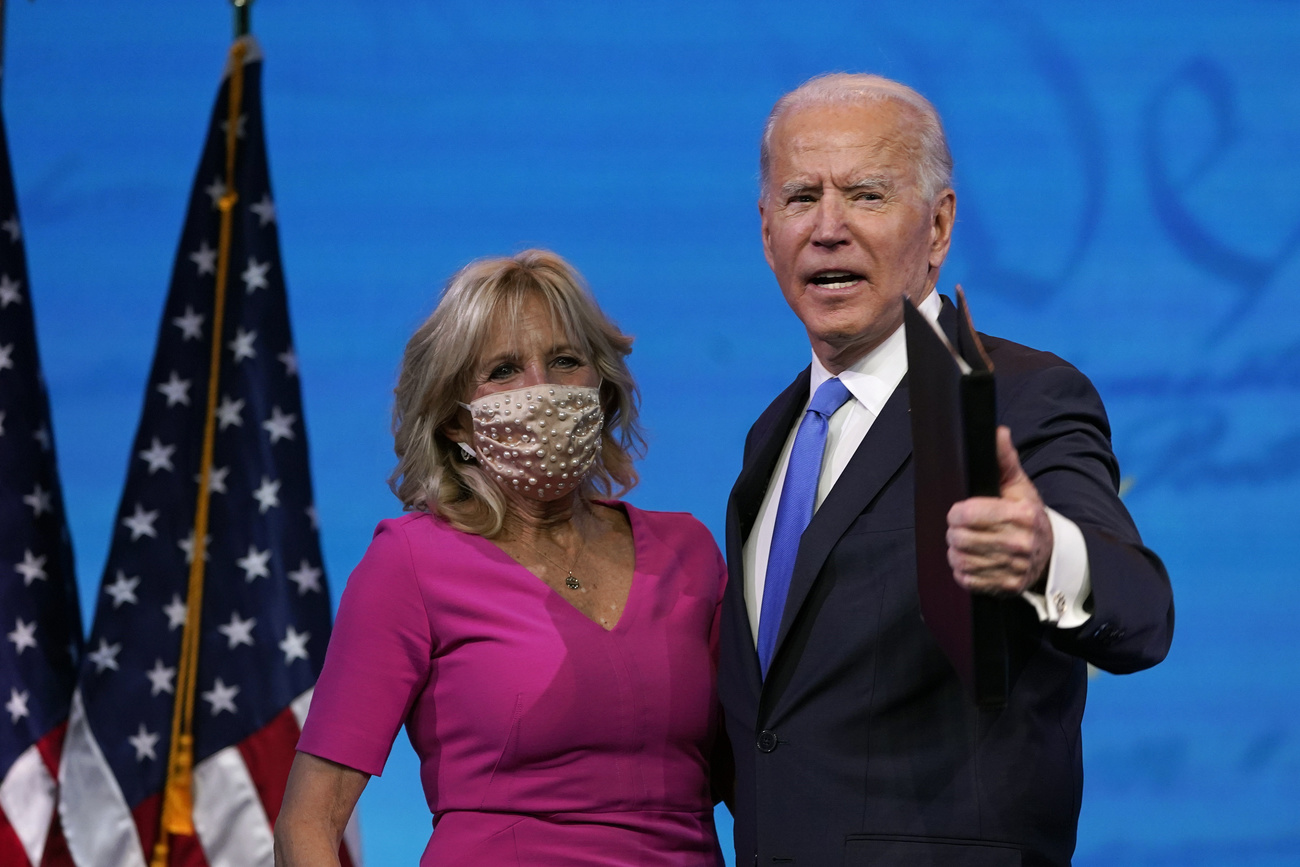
[812,288,942,376]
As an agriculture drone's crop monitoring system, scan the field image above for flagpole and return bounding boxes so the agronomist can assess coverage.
[0,0,8,87]
[151,18,249,865]
[233,0,252,38]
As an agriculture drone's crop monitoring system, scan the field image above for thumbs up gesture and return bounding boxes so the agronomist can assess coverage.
[945,426,1054,596]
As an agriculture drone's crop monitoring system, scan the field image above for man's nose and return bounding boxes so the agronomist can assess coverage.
[811,196,850,248]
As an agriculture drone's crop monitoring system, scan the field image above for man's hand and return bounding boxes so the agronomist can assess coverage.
[945,426,1054,596]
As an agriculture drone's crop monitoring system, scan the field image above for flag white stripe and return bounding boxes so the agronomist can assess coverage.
[0,741,56,867]
[58,691,148,867]
[289,687,313,730]
[192,745,273,867]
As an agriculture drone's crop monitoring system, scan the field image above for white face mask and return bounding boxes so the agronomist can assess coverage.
[459,384,604,500]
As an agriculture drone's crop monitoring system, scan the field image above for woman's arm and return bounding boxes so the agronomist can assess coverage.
[274,751,370,866]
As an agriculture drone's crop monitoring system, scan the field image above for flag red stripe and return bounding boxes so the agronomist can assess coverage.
[37,813,73,867]
[0,806,32,867]
[34,723,68,781]
[236,705,301,827]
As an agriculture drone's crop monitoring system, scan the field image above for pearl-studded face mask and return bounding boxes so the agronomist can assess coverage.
[460,384,604,500]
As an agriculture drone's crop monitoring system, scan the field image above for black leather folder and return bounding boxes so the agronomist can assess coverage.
[903,288,1009,709]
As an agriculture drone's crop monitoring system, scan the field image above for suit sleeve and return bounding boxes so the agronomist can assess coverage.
[1000,362,1174,674]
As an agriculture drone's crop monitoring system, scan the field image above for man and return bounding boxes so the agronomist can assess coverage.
[719,73,1173,867]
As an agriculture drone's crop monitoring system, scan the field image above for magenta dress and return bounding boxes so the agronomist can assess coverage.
[297,502,727,866]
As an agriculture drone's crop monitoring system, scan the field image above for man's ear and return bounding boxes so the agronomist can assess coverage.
[929,189,956,268]
[759,198,777,272]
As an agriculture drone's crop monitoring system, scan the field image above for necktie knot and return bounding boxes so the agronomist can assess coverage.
[808,377,852,420]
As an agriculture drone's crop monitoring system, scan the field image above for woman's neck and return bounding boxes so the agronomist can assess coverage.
[497,493,595,545]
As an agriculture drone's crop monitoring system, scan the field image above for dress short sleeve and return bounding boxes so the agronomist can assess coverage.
[297,518,433,775]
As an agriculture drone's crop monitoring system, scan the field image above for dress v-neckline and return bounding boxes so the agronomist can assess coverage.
[484,501,640,633]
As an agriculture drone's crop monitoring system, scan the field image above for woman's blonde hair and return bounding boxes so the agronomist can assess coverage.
[389,249,644,537]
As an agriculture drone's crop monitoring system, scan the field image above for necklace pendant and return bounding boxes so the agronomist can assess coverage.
[565,574,581,590]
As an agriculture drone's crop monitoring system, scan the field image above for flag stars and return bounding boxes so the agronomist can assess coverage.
[32,425,50,451]
[0,343,14,372]
[204,178,227,210]
[236,545,271,582]
[279,626,310,664]
[216,395,244,430]
[221,113,247,140]
[88,638,122,673]
[277,347,299,377]
[105,571,141,608]
[128,723,160,761]
[157,371,192,407]
[287,560,323,595]
[0,410,5,436]
[179,530,211,564]
[202,465,230,495]
[122,503,160,540]
[250,194,276,227]
[7,618,37,655]
[1,214,20,242]
[173,305,205,340]
[218,611,257,649]
[229,328,257,363]
[163,594,187,631]
[0,274,22,308]
[138,438,176,474]
[23,483,53,517]
[146,659,177,696]
[242,257,271,294]
[5,688,29,723]
[305,504,319,531]
[190,241,218,276]
[252,476,281,514]
[202,678,240,716]
[15,550,48,585]
[262,406,296,444]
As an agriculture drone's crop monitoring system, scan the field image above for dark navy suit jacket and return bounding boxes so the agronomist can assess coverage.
[719,299,1174,867]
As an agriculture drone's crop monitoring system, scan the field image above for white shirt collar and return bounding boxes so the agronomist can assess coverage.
[808,289,943,416]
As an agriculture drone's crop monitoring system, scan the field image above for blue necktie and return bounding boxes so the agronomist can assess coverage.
[757,377,853,678]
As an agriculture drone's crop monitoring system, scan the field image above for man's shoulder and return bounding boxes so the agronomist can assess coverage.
[979,330,1075,375]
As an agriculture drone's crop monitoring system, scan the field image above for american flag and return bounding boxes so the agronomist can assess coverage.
[57,37,357,867]
[0,103,83,867]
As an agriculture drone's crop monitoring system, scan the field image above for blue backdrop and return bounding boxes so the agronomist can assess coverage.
[8,1,1298,864]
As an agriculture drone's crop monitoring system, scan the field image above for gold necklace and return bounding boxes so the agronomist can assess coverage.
[516,527,588,591]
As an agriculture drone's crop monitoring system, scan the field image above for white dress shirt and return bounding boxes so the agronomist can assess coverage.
[742,290,1092,646]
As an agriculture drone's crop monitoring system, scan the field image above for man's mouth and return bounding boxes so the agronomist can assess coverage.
[809,270,864,290]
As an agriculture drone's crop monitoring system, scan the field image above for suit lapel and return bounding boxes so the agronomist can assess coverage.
[723,369,810,694]
[728,369,811,545]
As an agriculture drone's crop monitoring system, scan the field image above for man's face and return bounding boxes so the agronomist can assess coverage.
[760,99,955,372]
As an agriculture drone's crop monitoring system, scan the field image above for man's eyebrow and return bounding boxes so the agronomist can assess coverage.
[843,175,892,191]
[779,180,820,198]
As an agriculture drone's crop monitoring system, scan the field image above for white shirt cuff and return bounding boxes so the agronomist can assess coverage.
[1021,507,1092,628]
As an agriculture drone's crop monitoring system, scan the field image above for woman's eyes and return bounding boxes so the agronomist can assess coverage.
[485,355,583,381]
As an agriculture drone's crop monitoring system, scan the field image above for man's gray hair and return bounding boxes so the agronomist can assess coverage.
[759,73,954,202]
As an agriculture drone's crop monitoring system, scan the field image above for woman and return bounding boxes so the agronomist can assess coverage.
[274,250,728,865]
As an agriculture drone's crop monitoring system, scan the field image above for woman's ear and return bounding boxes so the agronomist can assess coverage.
[440,409,477,461]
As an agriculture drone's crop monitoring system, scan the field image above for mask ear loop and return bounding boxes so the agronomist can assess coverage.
[452,402,478,462]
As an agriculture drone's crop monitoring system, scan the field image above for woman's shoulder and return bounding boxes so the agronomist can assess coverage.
[612,501,718,549]
[360,510,482,573]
